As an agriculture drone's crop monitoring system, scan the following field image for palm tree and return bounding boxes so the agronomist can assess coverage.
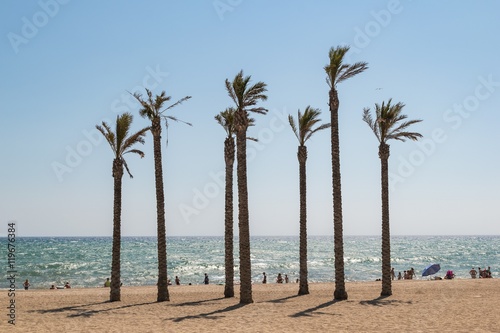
[289,106,330,295]
[362,99,422,296]
[225,70,268,304]
[215,107,237,298]
[132,89,191,302]
[325,45,368,300]
[96,113,149,302]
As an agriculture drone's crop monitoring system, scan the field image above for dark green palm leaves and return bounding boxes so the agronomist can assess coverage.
[325,46,368,88]
[289,106,331,146]
[96,113,149,177]
[363,99,422,144]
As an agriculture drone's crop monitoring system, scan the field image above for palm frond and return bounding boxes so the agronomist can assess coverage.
[124,148,146,158]
[96,122,117,155]
[122,158,133,178]
[362,108,381,143]
[337,62,369,83]
[288,114,300,142]
[162,96,191,113]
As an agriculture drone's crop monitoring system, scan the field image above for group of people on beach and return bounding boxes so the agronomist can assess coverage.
[469,266,492,279]
[49,282,71,289]
[391,267,416,280]
[22,279,71,290]
[262,272,290,284]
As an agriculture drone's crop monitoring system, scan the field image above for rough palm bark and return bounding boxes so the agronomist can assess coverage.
[110,158,123,302]
[235,108,252,303]
[379,143,391,296]
[329,88,347,300]
[151,117,169,302]
[224,136,235,298]
[362,100,422,297]
[288,107,329,296]
[325,46,368,301]
[298,145,309,295]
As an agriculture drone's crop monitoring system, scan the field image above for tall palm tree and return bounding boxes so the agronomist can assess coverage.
[362,99,422,296]
[215,107,237,298]
[96,113,149,302]
[325,45,368,300]
[225,70,268,304]
[289,106,330,296]
[132,89,191,302]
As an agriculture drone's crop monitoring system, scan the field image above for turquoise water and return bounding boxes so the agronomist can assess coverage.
[2,236,498,289]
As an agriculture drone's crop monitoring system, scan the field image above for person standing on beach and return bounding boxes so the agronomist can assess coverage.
[391,268,395,280]
[104,278,111,287]
[23,279,30,290]
[262,272,267,284]
[204,273,209,285]
[285,274,289,283]
[469,268,477,279]
[175,276,180,285]
[277,273,283,283]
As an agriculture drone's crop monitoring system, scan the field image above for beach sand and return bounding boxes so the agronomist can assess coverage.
[5,279,498,332]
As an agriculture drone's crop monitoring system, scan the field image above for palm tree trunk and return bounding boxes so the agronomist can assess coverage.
[298,146,309,295]
[152,118,169,302]
[379,143,392,296]
[236,110,253,304]
[329,88,348,300]
[224,137,235,298]
[110,159,123,302]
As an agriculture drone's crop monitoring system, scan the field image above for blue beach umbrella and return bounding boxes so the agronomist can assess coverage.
[422,263,441,277]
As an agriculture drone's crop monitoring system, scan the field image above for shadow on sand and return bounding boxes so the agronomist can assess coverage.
[168,303,247,322]
[359,295,413,307]
[266,294,301,304]
[173,297,226,307]
[29,300,157,318]
[290,300,339,318]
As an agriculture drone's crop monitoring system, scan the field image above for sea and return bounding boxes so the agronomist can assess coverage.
[2,236,498,289]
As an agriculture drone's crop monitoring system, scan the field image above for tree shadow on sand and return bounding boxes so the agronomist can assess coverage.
[266,294,301,304]
[29,300,157,318]
[359,295,413,307]
[173,297,226,307]
[290,300,339,318]
[168,303,246,322]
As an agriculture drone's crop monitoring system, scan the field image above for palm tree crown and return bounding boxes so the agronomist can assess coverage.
[362,99,422,144]
[215,107,236,137]
[325,46,368,88]
[132,88,192,138]
[289,106,331,146]
[96,113,149,177]
[225,70,268,119]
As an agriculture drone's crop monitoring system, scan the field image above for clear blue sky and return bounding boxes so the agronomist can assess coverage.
[1,0,499,237]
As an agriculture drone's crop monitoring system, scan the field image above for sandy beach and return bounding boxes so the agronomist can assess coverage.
[4,278,498,332]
